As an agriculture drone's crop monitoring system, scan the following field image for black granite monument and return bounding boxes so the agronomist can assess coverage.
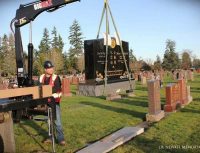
[77,38,134,97]
[84,38,129,84]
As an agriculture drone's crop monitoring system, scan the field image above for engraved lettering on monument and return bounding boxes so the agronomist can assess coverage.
[84,38,129,84]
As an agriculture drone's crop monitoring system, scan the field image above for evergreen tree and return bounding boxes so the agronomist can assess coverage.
[68,20,84,71]
[68,47,78,71]
[38,28,51,54]
[154,55,162,70]
[37,28,51,74]
[58,34,64,52]
[141,61,152,71]
[51,26,59,49]
[32,48,48,75]
[181,50,192,69]
[63,52,70,74]
[162,39,180,70]
[50,27,64,74]
[50,48,64,74]
[1,34,16,75]
[8,33,16,75]
[34,52,49,75]
[1,34,9,74]
[68,20,83,57]
[77,53,84,73]
[32,49,39,75]
[37,27,64,74]
[129,48,137,62]
[129,48,137,71]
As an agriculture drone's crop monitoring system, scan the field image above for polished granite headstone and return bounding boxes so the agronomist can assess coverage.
[78,38,134,97]
[84,38,129,84]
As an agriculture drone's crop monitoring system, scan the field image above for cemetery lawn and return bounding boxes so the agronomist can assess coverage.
[15,73,200,153]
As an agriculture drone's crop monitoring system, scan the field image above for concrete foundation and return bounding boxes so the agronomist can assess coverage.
[77,80,134,97]
[146,110,165,122]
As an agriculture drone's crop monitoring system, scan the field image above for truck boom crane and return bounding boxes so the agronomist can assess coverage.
[11,0,80,87]
[0,0,80,152]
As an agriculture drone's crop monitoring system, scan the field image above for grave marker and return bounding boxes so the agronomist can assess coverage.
[164,83,181,112]
[78,38,134,97]
[62,78,72,97]
[178,79,187,105]
[146,80,164,122]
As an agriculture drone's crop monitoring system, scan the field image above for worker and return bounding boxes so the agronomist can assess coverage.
[40,60,66,146]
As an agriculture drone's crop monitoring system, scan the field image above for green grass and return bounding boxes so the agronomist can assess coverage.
[112,73,200,153]
[14,73,200,153]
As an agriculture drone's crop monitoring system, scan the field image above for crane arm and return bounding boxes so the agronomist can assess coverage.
[11,0,80,87]
[15,0,80,27]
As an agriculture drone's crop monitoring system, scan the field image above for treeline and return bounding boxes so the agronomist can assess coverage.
[0,19,84,76]
[0,33,16,76]
[129,39,200,71]
[1,19,200,77]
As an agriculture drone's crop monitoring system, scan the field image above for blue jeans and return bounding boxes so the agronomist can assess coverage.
[55,104,65,143]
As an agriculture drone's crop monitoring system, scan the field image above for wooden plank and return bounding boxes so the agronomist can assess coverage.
[0,112,15,153]
[42,85,52,98]
[77,126,144,153]
[0,85,52,99]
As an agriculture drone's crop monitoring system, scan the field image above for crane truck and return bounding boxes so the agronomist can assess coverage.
[0,0,80,152]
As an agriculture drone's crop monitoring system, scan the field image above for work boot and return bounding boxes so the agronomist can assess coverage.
[59,140,66,146]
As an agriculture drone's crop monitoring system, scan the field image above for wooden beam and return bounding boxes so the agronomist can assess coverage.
[0,85,52,99]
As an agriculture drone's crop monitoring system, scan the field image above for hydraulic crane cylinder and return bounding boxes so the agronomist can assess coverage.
[28,43,33,86]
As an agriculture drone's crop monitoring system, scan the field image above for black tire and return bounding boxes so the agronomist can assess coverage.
[0,134,4,153]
